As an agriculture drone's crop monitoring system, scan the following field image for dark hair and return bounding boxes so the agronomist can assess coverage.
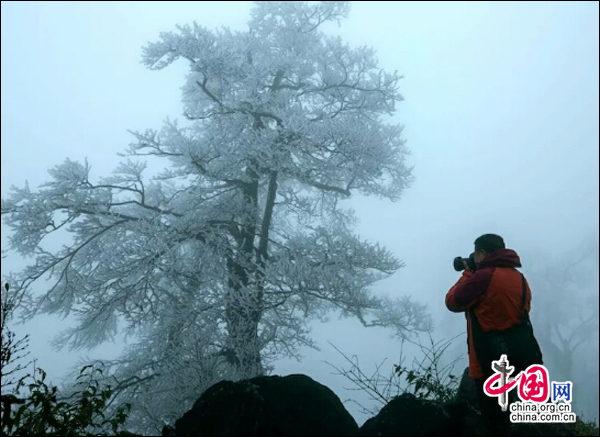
[474,234,505,253]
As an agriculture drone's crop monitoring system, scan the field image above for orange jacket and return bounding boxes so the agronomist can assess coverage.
[445,249,532,380]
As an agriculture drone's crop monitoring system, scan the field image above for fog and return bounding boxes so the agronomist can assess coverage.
[1,0,598,428]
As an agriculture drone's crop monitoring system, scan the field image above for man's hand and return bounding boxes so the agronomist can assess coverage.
[463,259,470,271]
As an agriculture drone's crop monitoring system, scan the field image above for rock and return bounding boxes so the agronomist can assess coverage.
[168,370,587,436]
[358,392,465,436]
[511,422,576,436]
[173,373,358,436]
[356,367,578,436]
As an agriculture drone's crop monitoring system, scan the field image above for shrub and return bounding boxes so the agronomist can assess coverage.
[1,282,132,436]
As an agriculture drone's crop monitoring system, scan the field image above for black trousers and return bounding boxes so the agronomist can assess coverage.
[474,379,513,436]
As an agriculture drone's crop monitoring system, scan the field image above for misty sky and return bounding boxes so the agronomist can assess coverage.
[1,1,599,426]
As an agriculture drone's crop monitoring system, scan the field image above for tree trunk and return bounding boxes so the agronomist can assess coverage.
[223,169,264,379]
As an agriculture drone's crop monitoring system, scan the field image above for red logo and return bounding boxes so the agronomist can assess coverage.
[483,355,550,410]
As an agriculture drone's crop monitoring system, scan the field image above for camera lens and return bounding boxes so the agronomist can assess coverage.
[453,257,465,271]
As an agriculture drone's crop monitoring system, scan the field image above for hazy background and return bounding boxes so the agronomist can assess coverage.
[2,0,598,426]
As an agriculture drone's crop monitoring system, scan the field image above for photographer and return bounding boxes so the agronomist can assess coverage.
[445,234,543,435]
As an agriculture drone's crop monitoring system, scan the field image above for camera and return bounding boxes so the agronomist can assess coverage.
[454,253,477,272]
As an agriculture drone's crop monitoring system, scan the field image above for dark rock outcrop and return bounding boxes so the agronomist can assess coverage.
[168,370,588,436]
[172,373,358,436]
[357,367,579,436]
[358,392,468,436]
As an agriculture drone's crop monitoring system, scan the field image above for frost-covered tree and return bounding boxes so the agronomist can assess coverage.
[2,1,431,433]
[528,236,599,381]
[526,235,599,419]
